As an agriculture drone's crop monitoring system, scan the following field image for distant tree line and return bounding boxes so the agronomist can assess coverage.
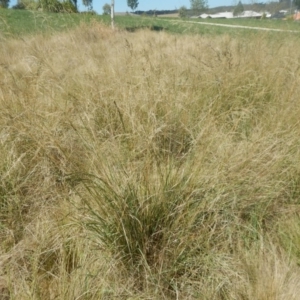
[5,0,299,16]
[0,0,9,8]
[10,0,90,12]
[8,0,141,14]
[134,9,178,15]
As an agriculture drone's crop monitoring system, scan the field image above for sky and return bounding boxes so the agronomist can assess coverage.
[10,0,237,14]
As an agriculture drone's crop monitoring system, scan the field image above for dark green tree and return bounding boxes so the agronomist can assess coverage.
[0,0,10,8]
[179,6,188,18]
[38,0,62,12]
[233,1,244,16]
[69,0,77,10]
[127,0,139,11]
[102,3,111,15]
[37,0,77,12]
[63,0,78,12]
[294,0,300,9]
[190,0,208,15]
[83,0,93,10]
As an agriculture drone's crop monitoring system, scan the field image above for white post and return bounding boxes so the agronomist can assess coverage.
[111,0,115,29]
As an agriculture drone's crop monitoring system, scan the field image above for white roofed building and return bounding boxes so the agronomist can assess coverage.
[199,10,271,19]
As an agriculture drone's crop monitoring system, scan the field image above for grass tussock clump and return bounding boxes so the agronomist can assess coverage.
[1,22,300,298]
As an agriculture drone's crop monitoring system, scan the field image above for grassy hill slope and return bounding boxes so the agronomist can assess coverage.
[1,8,300,39]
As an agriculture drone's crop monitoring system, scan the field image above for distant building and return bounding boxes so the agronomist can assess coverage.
[199,11,271,19]
[200,12,234,18]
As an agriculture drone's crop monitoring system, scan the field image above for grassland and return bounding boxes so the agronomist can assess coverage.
[1,9,300,299]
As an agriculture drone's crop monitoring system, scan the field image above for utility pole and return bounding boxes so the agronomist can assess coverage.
[111,0,115,29]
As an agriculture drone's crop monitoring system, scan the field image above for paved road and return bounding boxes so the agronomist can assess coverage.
[174,20,300,33]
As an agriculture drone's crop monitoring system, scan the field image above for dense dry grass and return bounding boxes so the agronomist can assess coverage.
[1,22,300,299]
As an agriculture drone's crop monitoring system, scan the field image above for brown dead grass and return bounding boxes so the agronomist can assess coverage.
[0,22,300,299]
